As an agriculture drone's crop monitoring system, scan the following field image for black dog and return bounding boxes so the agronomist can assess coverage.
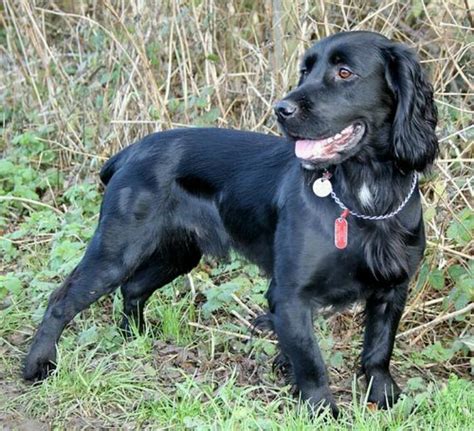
[24,31,438,416]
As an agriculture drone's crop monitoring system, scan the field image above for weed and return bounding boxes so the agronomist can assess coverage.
[0,0,472,428]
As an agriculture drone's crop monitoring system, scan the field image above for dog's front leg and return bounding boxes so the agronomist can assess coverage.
[361,284,408,408]
[271,294,339,417]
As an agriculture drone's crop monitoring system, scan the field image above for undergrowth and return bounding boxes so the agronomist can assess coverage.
[0,0,472,429]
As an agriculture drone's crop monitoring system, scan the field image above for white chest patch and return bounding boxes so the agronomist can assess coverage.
[358,183,373,208]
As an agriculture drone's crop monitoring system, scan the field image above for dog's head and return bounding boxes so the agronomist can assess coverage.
[275,31,438,172]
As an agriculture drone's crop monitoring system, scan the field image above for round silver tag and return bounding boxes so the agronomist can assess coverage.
[312,178,332,197]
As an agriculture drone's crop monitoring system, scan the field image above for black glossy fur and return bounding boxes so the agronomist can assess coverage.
[24,31,438,416]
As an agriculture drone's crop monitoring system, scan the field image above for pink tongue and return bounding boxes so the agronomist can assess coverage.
[295,124,355,160]
[295,139,325,159]
[295,139,322,159]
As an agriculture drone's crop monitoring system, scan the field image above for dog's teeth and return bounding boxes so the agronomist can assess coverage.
[327,137,334,143]
[313,146,323,157]
[334,133,342,139]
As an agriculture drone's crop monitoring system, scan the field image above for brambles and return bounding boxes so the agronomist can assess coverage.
[0,0,472,428]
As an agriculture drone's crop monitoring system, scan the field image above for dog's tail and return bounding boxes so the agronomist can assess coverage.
[99,145,134,186]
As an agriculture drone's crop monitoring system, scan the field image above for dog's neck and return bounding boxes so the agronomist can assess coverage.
[304,157,414,217]
[337,159,413,216]
[303,158,415,282]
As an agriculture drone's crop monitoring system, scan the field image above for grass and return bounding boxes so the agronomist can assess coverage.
[2,286,473,429]
[0,0,472,429]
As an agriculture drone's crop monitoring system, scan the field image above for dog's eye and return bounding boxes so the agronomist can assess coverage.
[300,68,308,76]
[337,67,353,79]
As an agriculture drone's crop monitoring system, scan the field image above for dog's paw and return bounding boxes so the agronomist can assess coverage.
[303,387,340,419]
[272,352,293,380]
[119,317,135,338]
[23,345,57,382]
[252,313,274,333]
[366,371,402,409]
[119,315,146,339]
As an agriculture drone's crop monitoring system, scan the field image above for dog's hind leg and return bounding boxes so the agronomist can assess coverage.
[120,235,202,335]
[23,179,166,381]
[23,224,158,381]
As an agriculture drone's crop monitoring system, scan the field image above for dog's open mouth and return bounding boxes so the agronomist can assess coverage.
[294,123,365,161]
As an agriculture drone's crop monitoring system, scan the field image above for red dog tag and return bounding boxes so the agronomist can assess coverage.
[335,209,349,249]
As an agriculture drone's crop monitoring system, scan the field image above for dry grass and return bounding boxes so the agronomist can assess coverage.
[0,0,472,427]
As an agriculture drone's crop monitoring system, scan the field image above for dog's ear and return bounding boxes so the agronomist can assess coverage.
[383,44,438,172]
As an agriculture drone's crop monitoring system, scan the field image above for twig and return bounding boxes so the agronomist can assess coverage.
[397,303,474,339]
[231,293,258,318]
[463,0,473,29]
[438,124,473,143]
[186,273,196,297]
[188,322,277,344]
[230,309,260,333]
[0,196,63,215]
[39,138,108,160]
[427,240,473,260]
[402,297,445,319]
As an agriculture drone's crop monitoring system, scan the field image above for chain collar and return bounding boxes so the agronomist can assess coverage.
[328,172,419,221]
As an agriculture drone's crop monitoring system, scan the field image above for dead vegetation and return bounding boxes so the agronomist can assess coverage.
[0,0,472,427]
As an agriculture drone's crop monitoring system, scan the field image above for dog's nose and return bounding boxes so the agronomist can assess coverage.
[274,100,298,119]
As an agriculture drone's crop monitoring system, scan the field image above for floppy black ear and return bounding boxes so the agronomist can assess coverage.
[384,44,438,172]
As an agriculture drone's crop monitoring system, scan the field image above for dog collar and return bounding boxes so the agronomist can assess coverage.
[313,171,419,249]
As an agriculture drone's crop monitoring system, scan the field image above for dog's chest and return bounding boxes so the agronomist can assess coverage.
[278,217,410,307]
[303,244,376,306]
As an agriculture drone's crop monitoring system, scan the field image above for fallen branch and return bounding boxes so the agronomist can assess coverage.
[397,303,473,339]
[427,240,472,261]
[188,321,277,344]
[0,195,63,215]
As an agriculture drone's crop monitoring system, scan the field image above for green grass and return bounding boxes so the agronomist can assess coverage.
[0,261,472,428]
[2,300,472,429]
[1,1,472,429]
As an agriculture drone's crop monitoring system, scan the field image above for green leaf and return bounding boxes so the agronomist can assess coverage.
[422,341,454,362]
[410,0,423,18]
[49,240,84,273]
[448,271,473,311]
[0,159,15,176]
[459,335,474,352]
[447,209,474,246]
[0,239,18,262]
[11,131,44,154]
[78,325,99,345]
[206,53,219,63]
[329,351,344,368]
[202,282,240,318]
[415,262,429,291]
[0,274,22,295]
[448,264,467,282]
[406,376,425,391]
[428,268,445,290]
[423,206,436,222]
[449,287,471,312]
[0,286,8,301]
